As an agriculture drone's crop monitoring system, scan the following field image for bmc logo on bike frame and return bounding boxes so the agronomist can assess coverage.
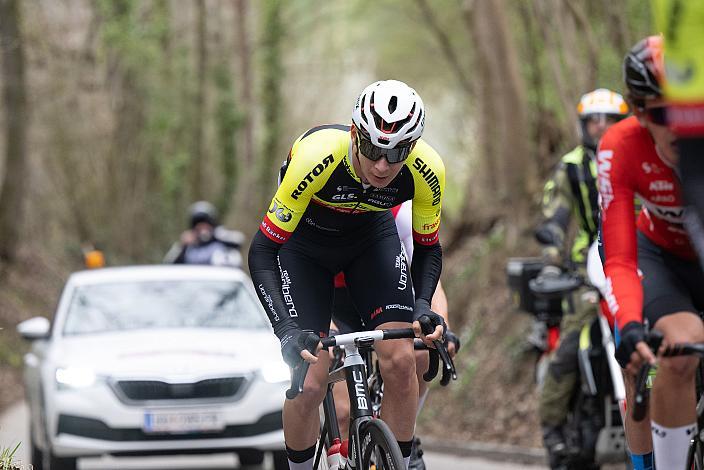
[353,370,368,410]
[291,155,334,200]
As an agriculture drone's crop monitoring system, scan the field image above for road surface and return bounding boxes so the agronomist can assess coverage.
[0,401,547,469]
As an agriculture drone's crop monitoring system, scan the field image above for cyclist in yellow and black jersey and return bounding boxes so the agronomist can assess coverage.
[264,125,443,243]
[248,80,446,470]
[653,0,704,267]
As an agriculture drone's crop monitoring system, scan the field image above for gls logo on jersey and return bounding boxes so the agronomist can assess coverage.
[412,157,442,206]
[291,155,334,200]
[332,193,357,201]
[268,199,292,223]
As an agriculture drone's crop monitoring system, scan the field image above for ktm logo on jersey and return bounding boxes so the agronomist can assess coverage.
[649,180,674,192]
[291,155,334,200]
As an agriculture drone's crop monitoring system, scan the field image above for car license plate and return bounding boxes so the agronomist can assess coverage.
[143,410,224,434]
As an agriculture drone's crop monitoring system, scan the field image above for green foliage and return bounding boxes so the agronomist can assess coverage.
[214,64,242,215]
[0,442,20,470]
[97,0,164,71]
[259,0,285,206]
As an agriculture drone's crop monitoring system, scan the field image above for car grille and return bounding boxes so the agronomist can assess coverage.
[114,377,247,403]
[57,411,283,442]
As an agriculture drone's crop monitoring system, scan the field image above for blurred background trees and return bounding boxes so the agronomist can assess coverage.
[0,0,653,443]
[0,0,651,266]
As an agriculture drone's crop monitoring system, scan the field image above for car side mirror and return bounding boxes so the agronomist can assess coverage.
[17,317,51,341]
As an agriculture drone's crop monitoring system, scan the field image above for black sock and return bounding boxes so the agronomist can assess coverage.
[286,444,316,463]
[398,439,413,458]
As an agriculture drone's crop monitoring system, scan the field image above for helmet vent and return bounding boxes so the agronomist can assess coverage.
[388,96,398,114]
[360,95,369,123]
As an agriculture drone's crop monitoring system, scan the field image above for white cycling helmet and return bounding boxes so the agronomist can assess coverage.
[352,80,425,149]
[577,88,629,117]
[577,88,629,150]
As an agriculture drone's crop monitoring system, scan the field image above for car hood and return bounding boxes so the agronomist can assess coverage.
[49,328,283,380]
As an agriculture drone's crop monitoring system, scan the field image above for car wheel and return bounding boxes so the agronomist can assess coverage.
[237,448,264,466]
[48,453,77,470]
[272,450,288,470]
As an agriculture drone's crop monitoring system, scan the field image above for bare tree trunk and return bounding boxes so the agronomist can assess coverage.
[462,3,499,201]
[0,0,28,265]
[566,0,599,88]
[530,0,577,142]
[464,0,535,239]
[258,0,284,210]
[599,0,631,53]
[234,0,253,180]
[191,0,207,200]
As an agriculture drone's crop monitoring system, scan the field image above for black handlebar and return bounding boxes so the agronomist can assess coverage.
[285,327,457,399]
[285,361,310,400]
[415,339,457,385]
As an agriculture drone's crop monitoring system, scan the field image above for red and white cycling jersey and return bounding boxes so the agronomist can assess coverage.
[598,116,695,328]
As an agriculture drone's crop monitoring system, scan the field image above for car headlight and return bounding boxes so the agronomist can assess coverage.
[261,361,290,384]
[55,367,97,389]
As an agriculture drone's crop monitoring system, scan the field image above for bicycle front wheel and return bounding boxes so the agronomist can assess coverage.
[359,419,405,470]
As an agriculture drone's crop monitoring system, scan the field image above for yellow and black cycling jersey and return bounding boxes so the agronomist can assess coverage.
[653,0,704,103]
[259,124,445,245]
[653,0,704,135]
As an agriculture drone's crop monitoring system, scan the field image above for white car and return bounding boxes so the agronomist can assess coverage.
[17,265,289,470]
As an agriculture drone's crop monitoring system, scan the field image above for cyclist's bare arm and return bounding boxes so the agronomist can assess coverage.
[431,280,449,327]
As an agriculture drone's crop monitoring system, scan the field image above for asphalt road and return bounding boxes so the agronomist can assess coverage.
[0,401,548,469]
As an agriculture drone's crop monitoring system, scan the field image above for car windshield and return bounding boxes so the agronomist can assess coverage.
[63,279,268,335]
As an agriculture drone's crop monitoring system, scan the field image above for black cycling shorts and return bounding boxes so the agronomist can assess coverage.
[332,286,366,334]
[638,230,704,327]
[277,212,414,337]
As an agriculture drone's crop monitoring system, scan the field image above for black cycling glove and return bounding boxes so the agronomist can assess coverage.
[615,321,645,369]
[445,329,461,353]
[415,299,446,339]
[279,329,320,369]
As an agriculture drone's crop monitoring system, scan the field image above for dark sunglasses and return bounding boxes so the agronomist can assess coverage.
[645,106,668,126]
[356,131,413,164]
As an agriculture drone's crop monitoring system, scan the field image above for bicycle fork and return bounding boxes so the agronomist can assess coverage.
[344,343,374,469]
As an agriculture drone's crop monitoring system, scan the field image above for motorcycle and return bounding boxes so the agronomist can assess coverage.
[507,244,630,469]
[506,257,568,385]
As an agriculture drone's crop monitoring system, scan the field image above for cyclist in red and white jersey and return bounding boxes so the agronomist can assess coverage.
[598,36,704,470]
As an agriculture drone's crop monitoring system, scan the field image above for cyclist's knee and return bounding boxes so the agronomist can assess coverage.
[294,381,327,409]
[659,354,699,380]
[653,312,704,379]
[289,359,330,409]
[655,311,704,343]
[378,344,415,386]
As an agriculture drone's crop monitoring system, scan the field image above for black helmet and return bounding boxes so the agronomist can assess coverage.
[188,201,219,228]
[623,36,664,105]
